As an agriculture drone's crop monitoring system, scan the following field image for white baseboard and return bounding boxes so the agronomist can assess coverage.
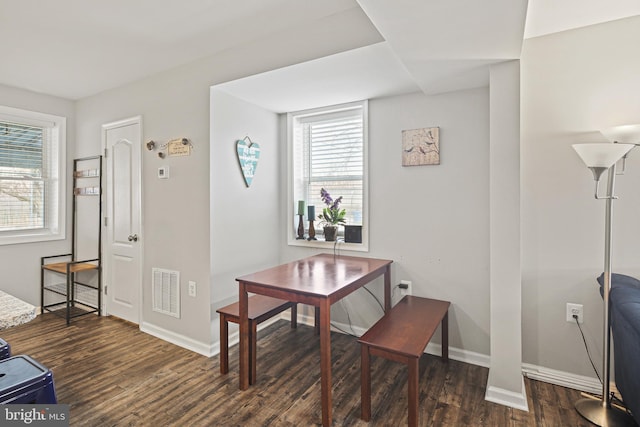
[140,321,213,357]
[485,377,529,412]
[427,341,491,368]
[522,363,617,396]
[292,312,491,368]
[207,311,611,407]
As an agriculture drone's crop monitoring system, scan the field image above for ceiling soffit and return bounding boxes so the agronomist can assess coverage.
[356,0,528,93]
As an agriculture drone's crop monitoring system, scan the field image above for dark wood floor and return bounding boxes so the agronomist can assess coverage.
[1,314,592,426]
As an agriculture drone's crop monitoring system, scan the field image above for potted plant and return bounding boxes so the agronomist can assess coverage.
[318,188,346,241]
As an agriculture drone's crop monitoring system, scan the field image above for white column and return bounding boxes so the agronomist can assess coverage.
[485,60,528,411]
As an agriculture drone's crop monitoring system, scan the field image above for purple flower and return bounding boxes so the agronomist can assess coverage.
[318,188,347,226]
[331,196,342,211]
[320,188,333,206]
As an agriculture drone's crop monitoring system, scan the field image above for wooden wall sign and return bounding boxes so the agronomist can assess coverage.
[167,138,191,157]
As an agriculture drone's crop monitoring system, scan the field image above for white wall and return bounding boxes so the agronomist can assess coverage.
[74,10,381,352]
[521,16,640,377]
[209,90,281,342]
[0,84,75,305]
[76,66,213,350]
[280,87,491,356]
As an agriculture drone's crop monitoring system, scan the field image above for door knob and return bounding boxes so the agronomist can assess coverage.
[128,234,138,242]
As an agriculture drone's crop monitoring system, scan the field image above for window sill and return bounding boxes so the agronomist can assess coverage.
[0,229,65,246]
[287,237,369,252]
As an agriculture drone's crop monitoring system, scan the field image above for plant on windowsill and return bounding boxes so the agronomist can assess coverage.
[318,188,346,242]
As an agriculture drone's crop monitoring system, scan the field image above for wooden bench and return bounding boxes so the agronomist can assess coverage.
[358,295,450,427]
[217,295,297,385]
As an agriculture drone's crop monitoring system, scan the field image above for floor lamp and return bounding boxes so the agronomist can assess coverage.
[572,124,640,427]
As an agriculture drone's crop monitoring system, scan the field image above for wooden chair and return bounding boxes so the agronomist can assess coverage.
[217,295,297,384]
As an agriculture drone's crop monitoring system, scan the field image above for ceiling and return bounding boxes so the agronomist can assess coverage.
[1,0,638,102]
[214,42,420,113]
[524,0,640,38]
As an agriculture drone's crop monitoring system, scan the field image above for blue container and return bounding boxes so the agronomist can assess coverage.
[0,339,9,360]
[0,355,57,404]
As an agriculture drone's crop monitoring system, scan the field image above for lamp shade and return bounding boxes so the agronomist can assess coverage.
[572,143,634,168]
[573,143,634,181]
[600,124,640,144]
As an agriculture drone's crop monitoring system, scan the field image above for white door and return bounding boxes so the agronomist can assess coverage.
[102,117,142,324]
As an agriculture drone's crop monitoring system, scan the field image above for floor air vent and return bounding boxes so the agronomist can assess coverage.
[152,268,180,318]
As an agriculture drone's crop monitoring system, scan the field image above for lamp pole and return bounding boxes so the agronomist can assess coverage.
[572,134,640,425]
[575,163,635,426]
[601,165,614,407]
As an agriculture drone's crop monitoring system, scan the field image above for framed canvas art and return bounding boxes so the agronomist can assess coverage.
[402,127,440,166]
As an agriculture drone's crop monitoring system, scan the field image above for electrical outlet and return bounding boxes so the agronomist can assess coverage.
[566,303,583,323]
[188,281,197,297]
[399,280,412,297]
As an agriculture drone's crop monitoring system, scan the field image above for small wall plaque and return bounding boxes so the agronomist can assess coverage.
[168,138,191,157]
[402,127,440,166]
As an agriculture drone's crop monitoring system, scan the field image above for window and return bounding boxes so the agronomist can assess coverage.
[0,106,66,245]
[288,100,368,249]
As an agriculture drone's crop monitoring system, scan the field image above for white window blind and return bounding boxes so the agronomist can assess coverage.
[0,106,65,245]
[289,101,368,246]
[303,110,364,226]
[0,121,46,230]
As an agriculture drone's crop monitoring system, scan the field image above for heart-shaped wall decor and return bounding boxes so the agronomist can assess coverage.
[236,138,261,187]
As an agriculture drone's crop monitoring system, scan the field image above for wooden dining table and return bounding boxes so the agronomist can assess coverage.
[236,253,393,426]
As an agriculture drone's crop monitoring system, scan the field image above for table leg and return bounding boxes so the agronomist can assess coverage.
[384,265,391,312]
[220,314,229,374]
[291,304,297,329]
[442,311,449,362]
[319,299,332,426]
[239,282,250,390]
[360,344,371,421]
[408,357,419,427]
[250,320,257,385]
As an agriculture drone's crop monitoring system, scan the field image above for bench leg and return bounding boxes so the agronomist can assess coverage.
[360,344,371,421]
[250,320,257,385]
[291,304,297,329]
[442,312,449,362]
[408,357,419,427]
[220,314,229,375]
